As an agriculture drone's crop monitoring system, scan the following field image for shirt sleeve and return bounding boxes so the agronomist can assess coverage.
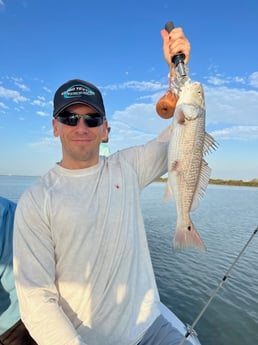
[116,125,171,188]
[13,190,87,345]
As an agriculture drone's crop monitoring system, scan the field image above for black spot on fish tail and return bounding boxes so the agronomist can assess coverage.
[187,225,191,231]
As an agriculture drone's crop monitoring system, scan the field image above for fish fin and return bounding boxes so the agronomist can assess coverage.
[164,181,174,200]
[190,159,211,211]
[164,159,179,200]
[190,196,200,211]
[157,125,173,143]
[203,132,218,155]
[173,219,206,251]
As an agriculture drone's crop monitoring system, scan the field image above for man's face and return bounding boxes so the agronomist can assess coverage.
[53,103,108,169]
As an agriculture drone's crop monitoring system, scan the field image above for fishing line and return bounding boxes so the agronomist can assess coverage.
[177,226,258,345]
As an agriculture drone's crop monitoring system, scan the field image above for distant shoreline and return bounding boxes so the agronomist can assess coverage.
[1,174,258,188]
[209,178,258,187]
[156,177,258,188]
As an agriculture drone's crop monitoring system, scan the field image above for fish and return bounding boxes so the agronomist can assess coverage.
[164,79,217,251]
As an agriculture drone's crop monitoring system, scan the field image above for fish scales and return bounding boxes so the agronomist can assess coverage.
[165,80,217,251]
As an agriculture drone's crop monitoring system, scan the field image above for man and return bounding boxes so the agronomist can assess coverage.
[13,27,191,345]
[0,196,37,345]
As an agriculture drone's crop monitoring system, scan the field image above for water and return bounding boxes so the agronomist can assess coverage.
[142,182,258,345]
[0,176,258,344]
[0,175,39,203]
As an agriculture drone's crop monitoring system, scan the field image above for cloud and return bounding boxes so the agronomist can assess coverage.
[31,96,52,108]
[43,86,51,93]
[206,75,227,86]
[112,102,168,133]
[104,80,165,92]
[0,86,29,103]
[8,77,26,85]
[38,96,46,101]
[249,72,258,88]
[36,111,50,117]
[0,101,8,109]
[29,136,59,149]
[0,0,4,11]
[31,99,47,107]
[109,102,171,153]
[204,85,258,125]
[14,82,30,91]
[210,125,258,140]
[206,71,257,88]
[101,72,258,151]
[1,70,257,156]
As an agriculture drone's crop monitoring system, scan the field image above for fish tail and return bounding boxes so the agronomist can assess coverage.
[173,219,206,251]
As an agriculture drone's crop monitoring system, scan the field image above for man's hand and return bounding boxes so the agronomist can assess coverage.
[161,27,190,66]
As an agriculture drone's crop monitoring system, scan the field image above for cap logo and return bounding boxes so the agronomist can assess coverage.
[62,84,95,99]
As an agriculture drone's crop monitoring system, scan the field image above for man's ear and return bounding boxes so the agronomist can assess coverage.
[53,119,59,137]
[102,121,109,142]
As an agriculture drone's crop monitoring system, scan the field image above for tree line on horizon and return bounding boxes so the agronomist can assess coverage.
[155,177,258,187]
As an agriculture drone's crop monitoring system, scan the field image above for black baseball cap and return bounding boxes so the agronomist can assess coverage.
[53,79,106,118]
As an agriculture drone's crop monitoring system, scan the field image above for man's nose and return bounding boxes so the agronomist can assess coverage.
[76,116,89,129]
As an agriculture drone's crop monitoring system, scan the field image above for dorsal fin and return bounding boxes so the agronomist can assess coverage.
[203,132,218,155]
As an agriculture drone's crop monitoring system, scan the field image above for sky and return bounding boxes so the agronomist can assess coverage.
[0,0,257,180]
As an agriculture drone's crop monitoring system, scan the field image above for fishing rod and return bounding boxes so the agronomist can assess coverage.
[178,226,258,345]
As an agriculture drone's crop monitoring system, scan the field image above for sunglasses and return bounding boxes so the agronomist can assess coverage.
[56,110,104,127]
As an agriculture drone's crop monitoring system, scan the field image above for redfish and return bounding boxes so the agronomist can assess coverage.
[164,80,217,250]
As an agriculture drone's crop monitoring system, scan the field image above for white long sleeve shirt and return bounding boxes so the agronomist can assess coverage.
[13,133,169,345]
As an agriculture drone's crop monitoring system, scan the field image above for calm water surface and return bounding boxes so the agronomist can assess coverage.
[141,182,258,345]
[0,176,258,345]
